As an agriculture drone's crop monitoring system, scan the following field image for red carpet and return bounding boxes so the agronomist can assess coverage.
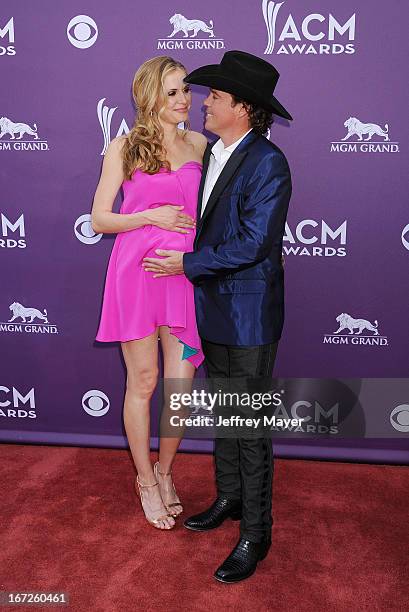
[1,444,407,611]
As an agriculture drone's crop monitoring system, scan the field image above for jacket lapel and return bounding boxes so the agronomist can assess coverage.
[196,143,212,221]
[195,130,257,243]
[198,151,247,229]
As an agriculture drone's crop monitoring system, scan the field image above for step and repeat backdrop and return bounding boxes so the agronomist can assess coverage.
[1,1,408,462]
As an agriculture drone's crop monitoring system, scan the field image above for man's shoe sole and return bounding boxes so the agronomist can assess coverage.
[213,545,270,583]
[214,566,256,583]
[183,510,242,531]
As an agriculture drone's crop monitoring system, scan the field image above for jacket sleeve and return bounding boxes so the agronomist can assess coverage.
[183,152,291,284]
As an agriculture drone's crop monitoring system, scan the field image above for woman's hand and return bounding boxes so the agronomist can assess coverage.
[146,205,196,234]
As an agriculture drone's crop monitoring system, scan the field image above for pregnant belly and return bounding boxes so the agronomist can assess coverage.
[119,224,195,264]
[143,225,194,258]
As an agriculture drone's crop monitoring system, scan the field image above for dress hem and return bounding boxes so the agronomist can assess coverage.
[95,322,204,367]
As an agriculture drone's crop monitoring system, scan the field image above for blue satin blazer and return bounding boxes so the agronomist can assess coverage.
[183,129,292,346]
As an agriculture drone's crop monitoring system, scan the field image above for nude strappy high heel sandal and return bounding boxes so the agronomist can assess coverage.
[135,476,174,530]
[153,462,183,518]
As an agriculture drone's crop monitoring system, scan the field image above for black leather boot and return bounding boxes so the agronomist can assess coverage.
[214,537,271,583]
[183,497,242,531]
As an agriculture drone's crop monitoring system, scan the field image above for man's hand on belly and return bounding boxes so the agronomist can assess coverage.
[142,250,185,277]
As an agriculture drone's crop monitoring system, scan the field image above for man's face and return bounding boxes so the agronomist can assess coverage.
[203,88,238,134]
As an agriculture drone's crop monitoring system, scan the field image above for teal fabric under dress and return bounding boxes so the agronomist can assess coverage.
[178,340,199,361]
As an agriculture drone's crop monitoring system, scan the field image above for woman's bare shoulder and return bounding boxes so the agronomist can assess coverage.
[103,136,127,168]
[185,130,208,154]
[107,135,127,153]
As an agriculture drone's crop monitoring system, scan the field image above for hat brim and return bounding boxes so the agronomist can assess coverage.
[184,65,293,121]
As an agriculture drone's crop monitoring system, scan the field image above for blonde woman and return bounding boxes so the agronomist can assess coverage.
[92,57,207,530]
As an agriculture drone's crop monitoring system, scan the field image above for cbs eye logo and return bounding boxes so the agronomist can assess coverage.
[74,214,102,244]
[67,15,98,49]
[401,223,409,252]
[82,390,110,417]
[390,404,409,433]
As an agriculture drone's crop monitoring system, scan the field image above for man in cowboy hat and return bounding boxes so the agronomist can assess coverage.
[142,50,292,583]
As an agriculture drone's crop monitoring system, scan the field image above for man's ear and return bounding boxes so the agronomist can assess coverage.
[235,101,250,122]
[237,104,248,119]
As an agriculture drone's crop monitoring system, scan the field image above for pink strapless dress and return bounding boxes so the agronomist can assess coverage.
[95,160,204,368]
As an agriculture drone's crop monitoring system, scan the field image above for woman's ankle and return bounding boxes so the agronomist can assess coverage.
[157,460,173,475]
[137,470,156,486]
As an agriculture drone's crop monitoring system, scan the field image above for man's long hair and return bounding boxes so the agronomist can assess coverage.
[231,94,274,135]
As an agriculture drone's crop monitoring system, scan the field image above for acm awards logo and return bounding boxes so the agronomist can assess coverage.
[270,399,339,435]
[157,12,225,50]
[0,116,49,152]
[330,116,399,154]
[0,385,36,419]
[262,0,356,55]
[1,302,59,335]
[323,313,388,347]
[283,220,347,257]
[0,17,15,56]
[97,98,130,155]
[0,212,26,248]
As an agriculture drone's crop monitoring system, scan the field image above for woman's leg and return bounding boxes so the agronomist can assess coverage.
[121,330,175,529]
[157,326,196,513]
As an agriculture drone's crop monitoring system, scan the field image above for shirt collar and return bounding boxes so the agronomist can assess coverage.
[211,129,253,164]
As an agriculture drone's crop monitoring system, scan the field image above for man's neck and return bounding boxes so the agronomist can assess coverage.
[218,126,252,148]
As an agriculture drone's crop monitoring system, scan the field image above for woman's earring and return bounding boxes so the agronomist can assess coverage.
[150,110,153,117]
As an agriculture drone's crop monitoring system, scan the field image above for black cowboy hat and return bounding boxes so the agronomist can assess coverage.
[184,50,292,121]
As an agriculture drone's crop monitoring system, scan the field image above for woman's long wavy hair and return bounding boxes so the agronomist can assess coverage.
[122,56,188,179]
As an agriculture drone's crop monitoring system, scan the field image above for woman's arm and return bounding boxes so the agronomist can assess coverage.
[91,137,196,235]
[91,137,146,234]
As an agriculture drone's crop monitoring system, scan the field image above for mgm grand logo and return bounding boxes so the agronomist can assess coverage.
[0,116,49,152]
[330,117,399,154]
[157,13,225,50]
[323,313,388,347]
[1,302,59,335]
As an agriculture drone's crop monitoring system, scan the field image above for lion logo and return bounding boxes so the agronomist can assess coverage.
[9,302,49,323]
[0,116,39,140]
[342,117,389,142]
[334,313,379,335]
[168,13,215,38]
[190,401,213,416]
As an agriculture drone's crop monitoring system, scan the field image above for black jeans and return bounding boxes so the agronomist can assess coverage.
[201,338,278,543]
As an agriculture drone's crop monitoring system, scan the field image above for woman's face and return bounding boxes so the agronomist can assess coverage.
[158,68,191,126]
